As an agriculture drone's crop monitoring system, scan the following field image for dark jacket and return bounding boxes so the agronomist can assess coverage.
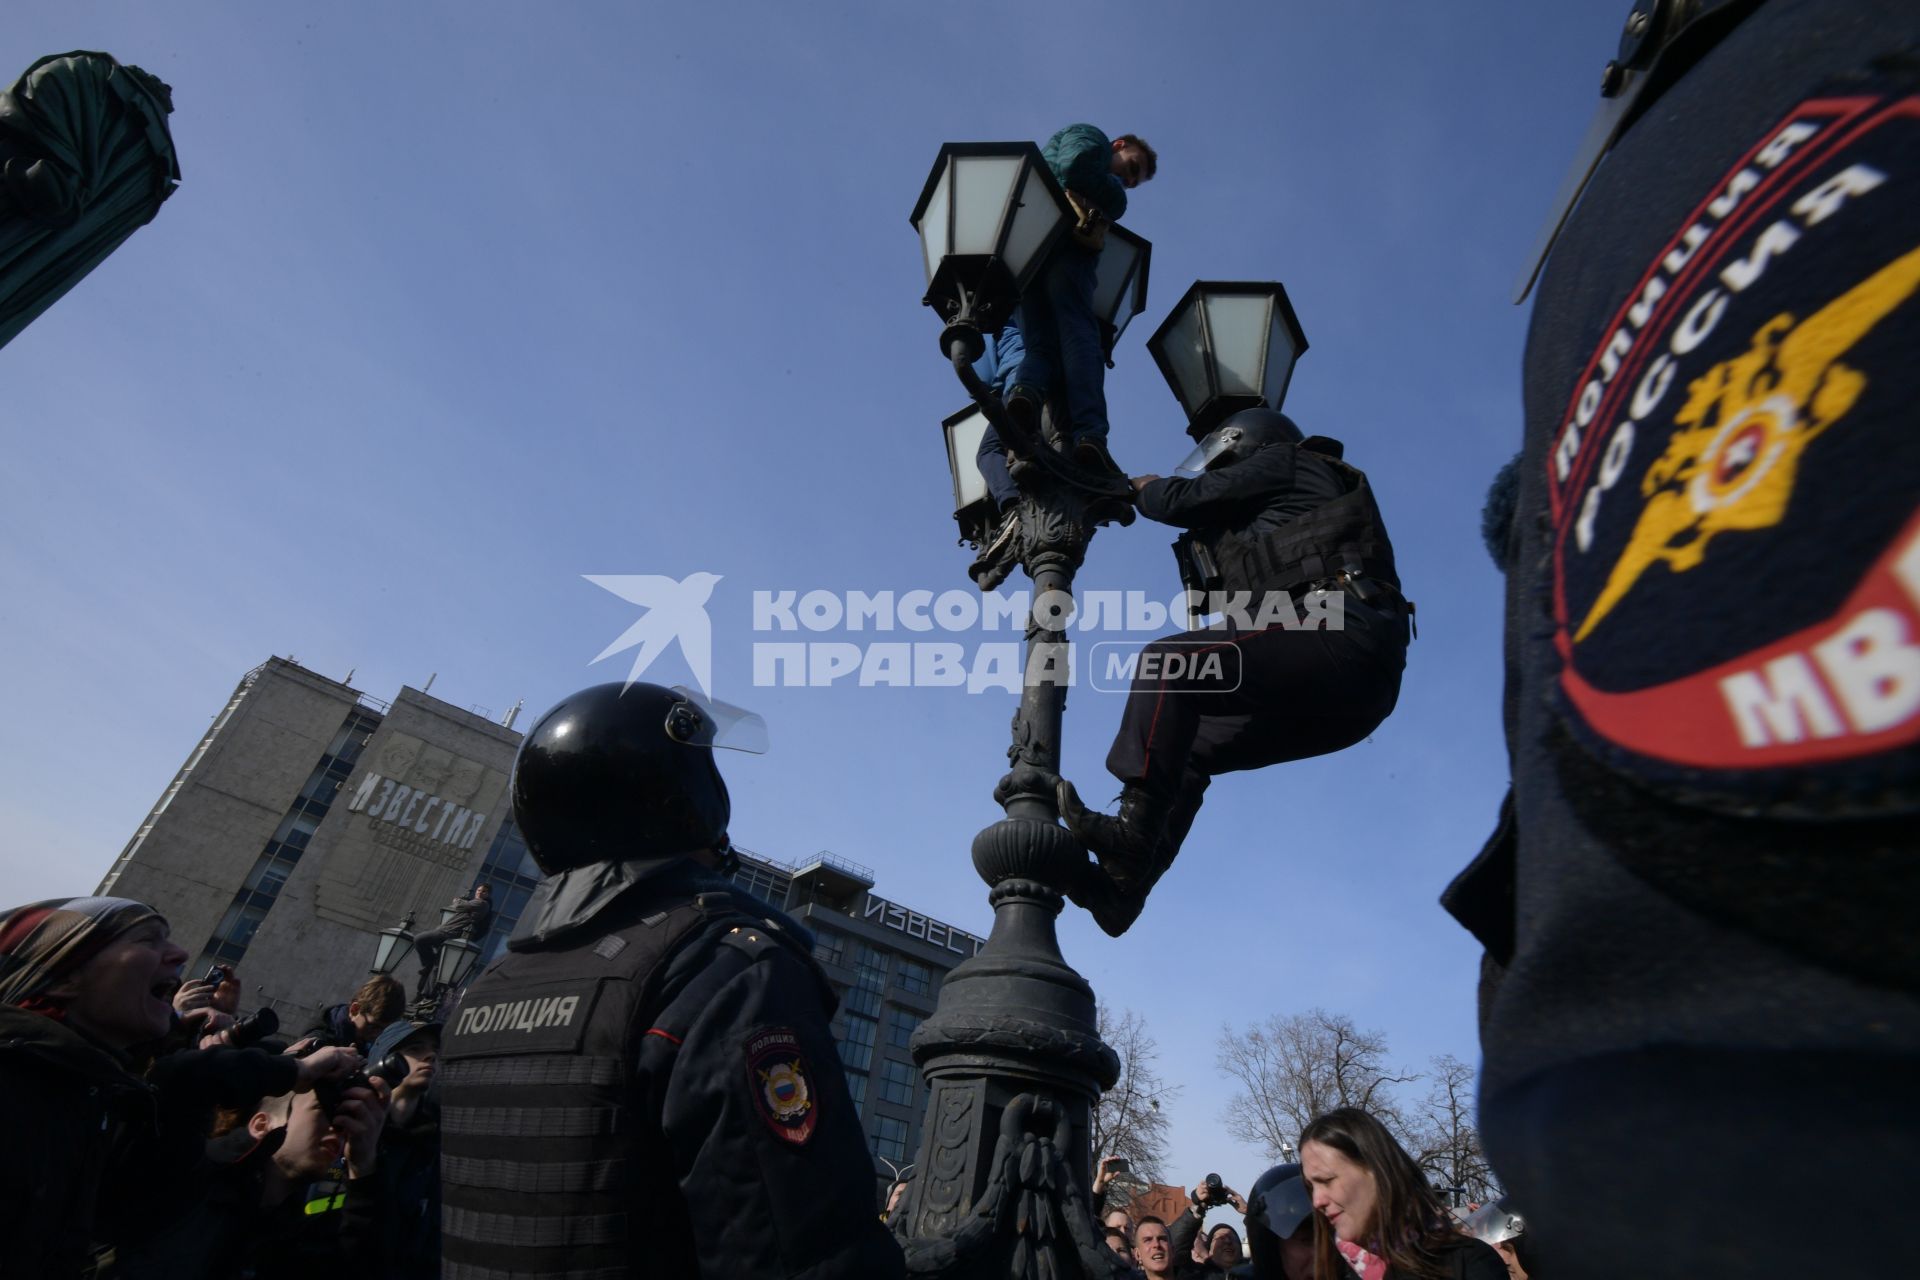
[434,893,491,939]
[1138,442,1347,539]
[117,1126,385,1279]
[374,1097,441,1280]
[1392,1235,1507,1280]
[1168,1205,1233,1277]
[301,1002,360,1049]
[0,1005,157,1277]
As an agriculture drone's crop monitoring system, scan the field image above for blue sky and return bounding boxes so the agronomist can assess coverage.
[3,2,1626,1190]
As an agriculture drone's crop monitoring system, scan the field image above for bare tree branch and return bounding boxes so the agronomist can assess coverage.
[1214,1009,1421,1161]
[1091,1004,1180,1185]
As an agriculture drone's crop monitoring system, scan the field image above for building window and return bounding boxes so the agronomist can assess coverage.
[837,1012,876,1072]
[844,1069,868,1116]
[878,1058,916,1106]
[852,940,889,991]
[200,706,379,968]
[469,819,547,964]
[871,1114,909,1164]
[898,959,933,996]
[887,1007,922,1049]
[837,937,887,1018]
[731,862,788,907]
[812,927,846,970]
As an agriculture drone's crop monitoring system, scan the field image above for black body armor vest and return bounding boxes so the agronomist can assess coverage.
[436,880,813,1280]
[1213,452,1401,597]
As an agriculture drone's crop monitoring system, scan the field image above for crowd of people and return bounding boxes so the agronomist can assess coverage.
[5,894,1531,1280]
[1082,1110,1522,1280]
[0,898,447,1278]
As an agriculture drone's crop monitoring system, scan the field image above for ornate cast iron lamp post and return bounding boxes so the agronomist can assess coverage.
[894,143,1159,1280]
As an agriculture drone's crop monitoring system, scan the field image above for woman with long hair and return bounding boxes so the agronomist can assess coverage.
[1298,1108,1506,1280]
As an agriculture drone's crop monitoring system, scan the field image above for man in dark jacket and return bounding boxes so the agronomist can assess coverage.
[120,1067,392,1278]
[1059,409,1410,934]
[301,972,405,1052]
[437,682,903,1279]
[410,882,491,997]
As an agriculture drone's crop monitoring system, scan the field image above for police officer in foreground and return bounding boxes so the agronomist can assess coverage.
[1239,1163,1349,1280]
[437,682,903,1279]
[1058,408,1411,935]
[1446,1,1919,1276]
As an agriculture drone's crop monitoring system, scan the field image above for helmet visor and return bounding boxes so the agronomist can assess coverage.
[1460,1199,1524,1246]
[1173,427,1241,476]
[1245,1169,1314,1241]
[667,687,769,754]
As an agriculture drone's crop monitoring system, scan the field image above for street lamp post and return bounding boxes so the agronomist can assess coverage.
[370,912,417,978]
[897,143,1150,1280]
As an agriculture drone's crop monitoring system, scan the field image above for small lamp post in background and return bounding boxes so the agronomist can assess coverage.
[370,912,417,978]
[1146,280,1309,439]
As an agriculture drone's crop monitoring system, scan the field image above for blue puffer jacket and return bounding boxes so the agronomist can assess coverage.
[1042,123,1127,221]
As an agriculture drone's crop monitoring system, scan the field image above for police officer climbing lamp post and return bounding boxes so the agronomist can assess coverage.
[1146,280,1310,627]
[899,141,1157,1280]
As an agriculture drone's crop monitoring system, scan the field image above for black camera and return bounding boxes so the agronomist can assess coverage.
[203,964,229,986]
[312,1052,410,1118]
[225,1006,279,1050]
[1194,1172,1235,1207]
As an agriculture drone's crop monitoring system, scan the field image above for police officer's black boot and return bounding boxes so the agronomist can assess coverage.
[1057,779,1172,935]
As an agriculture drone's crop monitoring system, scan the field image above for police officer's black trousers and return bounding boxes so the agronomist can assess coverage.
[1104,592,1408,850]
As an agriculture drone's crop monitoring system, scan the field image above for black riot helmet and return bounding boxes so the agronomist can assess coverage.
[1174,408,1304,474]
[1242,1162,1314,1279]
[511,682,765,875]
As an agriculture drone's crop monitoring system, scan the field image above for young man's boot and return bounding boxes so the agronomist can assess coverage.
[968,506,1021,591]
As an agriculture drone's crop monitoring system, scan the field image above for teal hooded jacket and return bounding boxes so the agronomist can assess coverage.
[1042,122,1128,221]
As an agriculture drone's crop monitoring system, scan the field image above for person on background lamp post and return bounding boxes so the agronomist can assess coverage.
[437,682,902,1278]
[1059,408,1411,935]
[410,883,490,999]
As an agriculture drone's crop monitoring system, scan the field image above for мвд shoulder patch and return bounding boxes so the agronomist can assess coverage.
[1545,75,1920,816]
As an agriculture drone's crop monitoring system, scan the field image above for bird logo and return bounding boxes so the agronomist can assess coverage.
[584,572,723,696]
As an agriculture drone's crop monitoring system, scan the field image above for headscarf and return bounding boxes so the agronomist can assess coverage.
[0,896,168,1009]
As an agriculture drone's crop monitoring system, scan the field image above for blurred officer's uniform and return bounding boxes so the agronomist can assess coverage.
[1447,1,1920,1275]
[437,683,903,1279]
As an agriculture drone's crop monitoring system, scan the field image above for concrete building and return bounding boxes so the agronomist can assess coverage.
[101,656,988,1180]
[98,656,522,1023]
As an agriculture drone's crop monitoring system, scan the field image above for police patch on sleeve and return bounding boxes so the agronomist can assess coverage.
[747,1028,819,1146]
[1544,74,1920,816]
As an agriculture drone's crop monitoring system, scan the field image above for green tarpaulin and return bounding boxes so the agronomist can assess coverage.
[0,50,180,350]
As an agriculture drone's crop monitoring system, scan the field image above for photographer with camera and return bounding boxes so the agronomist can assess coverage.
[366,1018,444,1279]
[1170,1173,1251,1277]
[121,1041,403,1278]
